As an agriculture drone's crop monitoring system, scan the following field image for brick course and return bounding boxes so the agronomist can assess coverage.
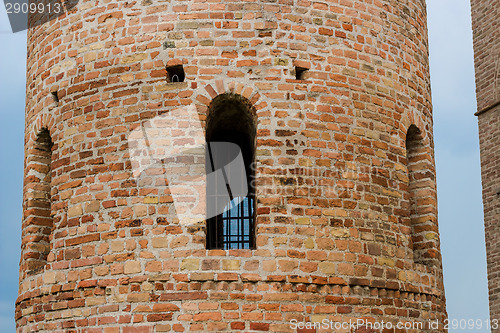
[18,0,447,331]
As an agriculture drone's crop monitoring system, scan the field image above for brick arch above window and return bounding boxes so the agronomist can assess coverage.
[28,113,56,145]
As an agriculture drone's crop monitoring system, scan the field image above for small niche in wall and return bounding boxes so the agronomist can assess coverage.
[166,65,185,83]
[295,66,308,80]
[51,91,59,106]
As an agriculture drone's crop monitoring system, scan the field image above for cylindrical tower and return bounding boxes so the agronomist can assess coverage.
[17,0,446,331]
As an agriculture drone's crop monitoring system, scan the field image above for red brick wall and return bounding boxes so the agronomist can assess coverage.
[17,0,447,331]
[477,105,500,330]
[471,0,500,329]
[471,0,500,112]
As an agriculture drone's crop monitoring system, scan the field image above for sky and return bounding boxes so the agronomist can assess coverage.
[0,0,490,332]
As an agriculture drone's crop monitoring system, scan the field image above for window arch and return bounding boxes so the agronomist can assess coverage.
[205,94,256,250]
[23,127,54,273]
[405,125,439,266]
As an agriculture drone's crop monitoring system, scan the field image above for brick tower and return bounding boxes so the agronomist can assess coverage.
[471,0,500,328]
[17,0,447,331]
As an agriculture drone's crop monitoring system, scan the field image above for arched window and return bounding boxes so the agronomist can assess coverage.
[205,95,256,249]
[23,128,53,273]
[405,125,439,266]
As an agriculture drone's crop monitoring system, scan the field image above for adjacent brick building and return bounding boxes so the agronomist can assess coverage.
[17,0,447,331]
[471,0,500,329]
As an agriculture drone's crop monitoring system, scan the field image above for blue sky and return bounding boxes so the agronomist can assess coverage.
[0,1,490,332]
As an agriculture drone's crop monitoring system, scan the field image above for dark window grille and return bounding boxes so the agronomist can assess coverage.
[207,196,254,249]
[206,133,255,250]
